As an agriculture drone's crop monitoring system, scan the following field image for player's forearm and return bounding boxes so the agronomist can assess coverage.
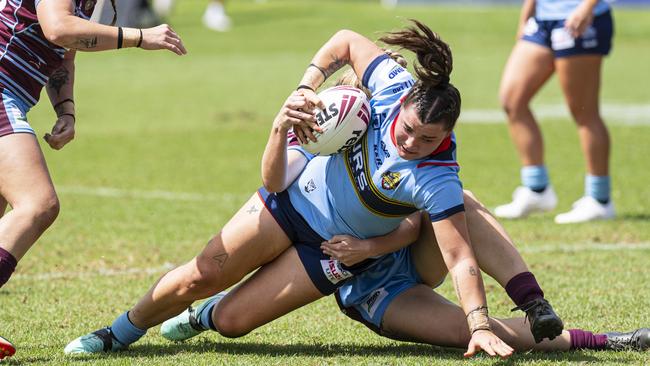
[261,126,290,193]
[364,212,421,257]
[46,51,75,117]
[41,17,141,51]
[298,30,353,90]
[449,256,492,334]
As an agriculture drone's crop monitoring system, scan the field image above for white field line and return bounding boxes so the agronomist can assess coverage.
[13,243,650,281]
[13,262,176,281]
[461,103,650,125]
[56,185,249,204]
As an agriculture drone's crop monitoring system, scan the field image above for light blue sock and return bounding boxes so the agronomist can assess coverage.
[199,294,225,331]
[585,174,610,204]
[521,165,549,192]
[110,312,147,346]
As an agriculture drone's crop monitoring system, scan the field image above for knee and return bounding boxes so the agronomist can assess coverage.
[212,298,251,338]
[499,93,528,121]
[22,194,60,231]
[177,256,223,299]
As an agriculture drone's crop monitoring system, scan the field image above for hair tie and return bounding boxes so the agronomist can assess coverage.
[438,75,450,87]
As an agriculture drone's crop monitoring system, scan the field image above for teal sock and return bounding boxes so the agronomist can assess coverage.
[521,165,549,192]
[585,174,610,204]
[110,312,147,346]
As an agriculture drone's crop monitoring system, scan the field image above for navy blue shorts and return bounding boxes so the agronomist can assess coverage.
[521,10,613,58]
[258,187,380,295]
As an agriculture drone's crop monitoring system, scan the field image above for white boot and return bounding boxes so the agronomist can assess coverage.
[494,186,558,219]
[203,2,232,32]
[554,196,615,224]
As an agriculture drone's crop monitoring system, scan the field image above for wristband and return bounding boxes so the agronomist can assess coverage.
[466,305,491,334]
[308,63,328,79]
[117,27,124,49]
[53,98,74,110]
[296,84,314,92]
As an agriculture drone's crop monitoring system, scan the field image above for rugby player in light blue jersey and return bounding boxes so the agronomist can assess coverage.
[66,20,559,359]
[495,0,615,223]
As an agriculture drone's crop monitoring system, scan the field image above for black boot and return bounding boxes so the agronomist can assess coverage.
[605,328,650,351]
[512,298,564,343]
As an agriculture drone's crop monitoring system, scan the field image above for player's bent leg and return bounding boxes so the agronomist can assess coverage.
[380,285,570,352]
[497,41,558,219]
[163,246,323,341]
[66,193,293,354]
[211,246,323,338]
[0,134,59,288]
[554,55,614,224]
[0,335,16,359]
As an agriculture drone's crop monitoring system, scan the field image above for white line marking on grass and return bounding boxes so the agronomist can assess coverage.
[519,242,650,253]
[14,262,176,281]
[57,185,248,204]
[461,103,650,125]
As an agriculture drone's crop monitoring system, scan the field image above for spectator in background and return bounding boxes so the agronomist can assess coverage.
[153,0,232,32]
[494,0,615,224]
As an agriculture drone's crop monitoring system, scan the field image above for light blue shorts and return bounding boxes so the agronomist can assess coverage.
[335,246,443,332]
[0,88,33,137]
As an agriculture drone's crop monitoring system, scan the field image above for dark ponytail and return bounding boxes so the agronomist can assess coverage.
[380,19,461,131]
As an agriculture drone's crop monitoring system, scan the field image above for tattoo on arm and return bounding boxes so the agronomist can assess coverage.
[212,252,228,269]
[66,37,98,50]
[323,54,348,78]
[469,266,477,276]
[47,67,69,96]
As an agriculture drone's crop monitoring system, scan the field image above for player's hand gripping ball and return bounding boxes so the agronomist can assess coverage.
[301,86,370,155]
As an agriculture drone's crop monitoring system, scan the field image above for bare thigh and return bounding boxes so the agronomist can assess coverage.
[212,246,323,337]
[499,41,555,110]
[555,55,603,121]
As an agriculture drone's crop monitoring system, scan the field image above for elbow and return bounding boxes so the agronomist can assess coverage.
[261,178,285,194]
[42,20,75,48]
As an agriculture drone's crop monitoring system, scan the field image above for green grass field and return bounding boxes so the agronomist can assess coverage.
[2,0,650,364]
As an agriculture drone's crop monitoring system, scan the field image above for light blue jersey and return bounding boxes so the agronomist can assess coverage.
[536,0,610,20]
[287,54,464,241]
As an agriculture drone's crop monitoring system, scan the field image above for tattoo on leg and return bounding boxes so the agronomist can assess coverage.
[212,253,228,269]
[48,67,69,96]
[246,205,259,214]
[324,54,348,78]
[469,266,477,276]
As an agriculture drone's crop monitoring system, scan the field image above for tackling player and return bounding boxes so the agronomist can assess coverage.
[66,21,562,359]
[0,0,186,358]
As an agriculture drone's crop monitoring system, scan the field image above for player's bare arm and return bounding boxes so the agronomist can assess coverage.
[432,212,514,358]
[44,50,76,150]
[36,0,187,54]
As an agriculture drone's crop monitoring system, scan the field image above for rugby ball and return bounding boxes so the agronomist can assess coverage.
[301,86,370,156]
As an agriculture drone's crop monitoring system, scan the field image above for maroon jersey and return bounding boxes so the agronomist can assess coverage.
[0,0,96,107]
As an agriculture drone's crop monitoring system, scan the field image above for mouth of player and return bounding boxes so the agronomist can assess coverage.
[399,144,416,155]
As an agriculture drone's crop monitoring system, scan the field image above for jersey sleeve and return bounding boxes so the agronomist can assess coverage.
[286,129,316,161]
[412,167,465,222]
[362,54,415,105]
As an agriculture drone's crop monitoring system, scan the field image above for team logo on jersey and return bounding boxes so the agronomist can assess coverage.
[304,178,316,193]
[361,288,388,318]
[320,259,353,284]
[381,171,402,190]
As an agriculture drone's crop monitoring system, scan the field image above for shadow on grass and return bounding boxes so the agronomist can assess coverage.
[618,213,650,222]
[11,341,634,364]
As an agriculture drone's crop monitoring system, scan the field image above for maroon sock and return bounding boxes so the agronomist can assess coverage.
[505,271,545,307]
[0,246,17,288]
[569,329,607,350]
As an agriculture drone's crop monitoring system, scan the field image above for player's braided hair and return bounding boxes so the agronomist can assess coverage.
[380,19,461,131]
